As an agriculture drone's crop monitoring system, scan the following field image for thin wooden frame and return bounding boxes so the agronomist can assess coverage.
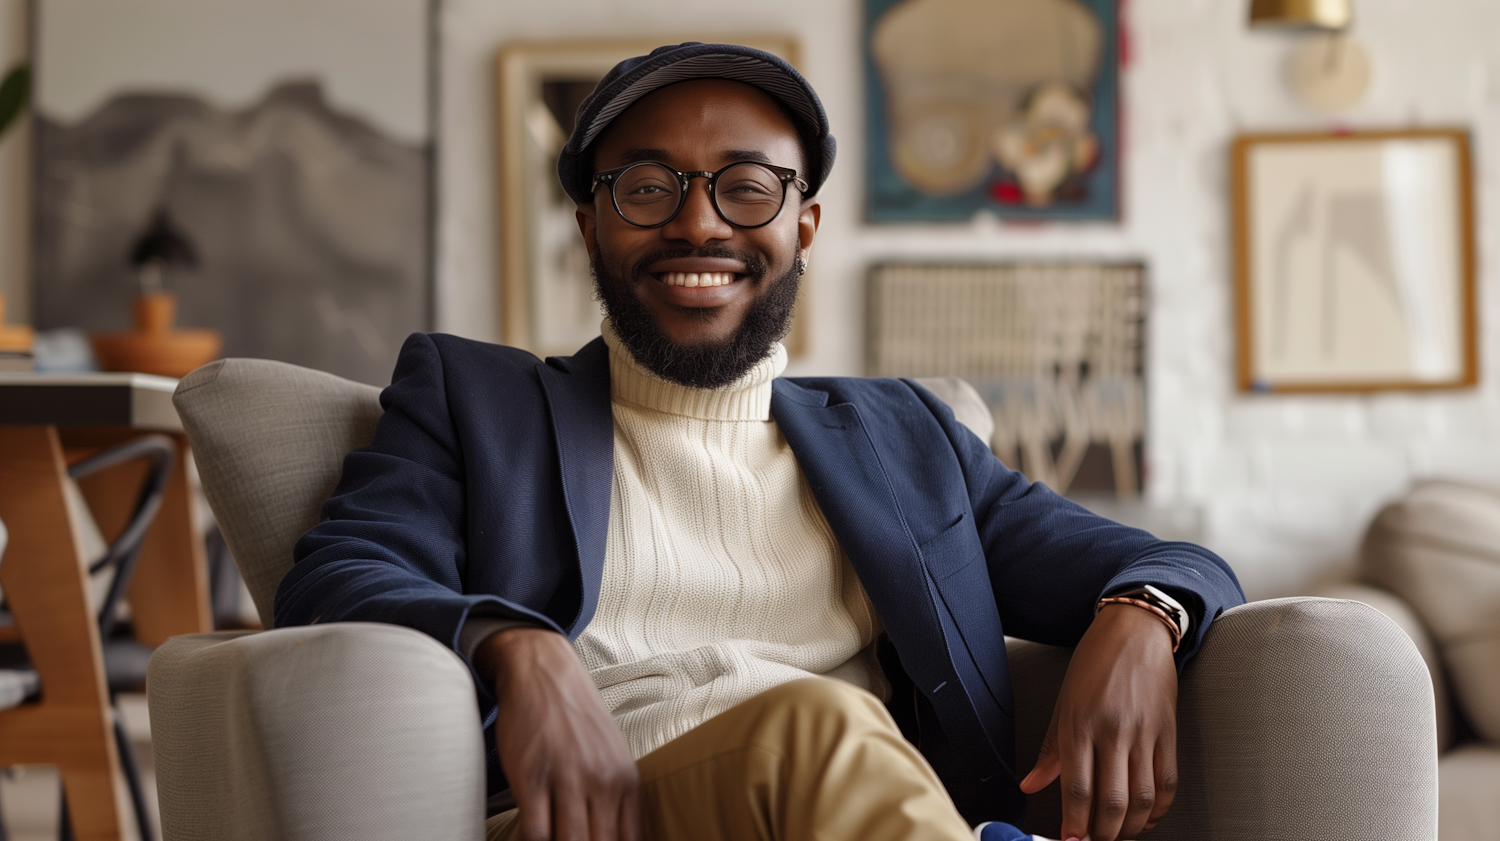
[496,36,809,359]
[1231,128,1477,393]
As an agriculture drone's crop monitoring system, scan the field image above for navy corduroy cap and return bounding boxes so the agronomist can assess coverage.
[557,42,836,206]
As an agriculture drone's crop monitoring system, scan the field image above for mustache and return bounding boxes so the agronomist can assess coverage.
[627,245,770,284]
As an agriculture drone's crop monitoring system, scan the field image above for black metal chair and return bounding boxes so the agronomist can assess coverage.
[0,434,175,841]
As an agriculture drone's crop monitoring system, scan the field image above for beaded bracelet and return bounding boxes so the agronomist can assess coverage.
[1095,596,1183,653]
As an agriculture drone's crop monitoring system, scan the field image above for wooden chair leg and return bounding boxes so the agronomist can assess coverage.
[0,426,129,841]
[59,758,133,841]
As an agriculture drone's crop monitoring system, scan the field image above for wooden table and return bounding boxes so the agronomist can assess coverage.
[0,373,212,841]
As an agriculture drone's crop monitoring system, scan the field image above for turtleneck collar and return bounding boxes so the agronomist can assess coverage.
[601,321,786,421]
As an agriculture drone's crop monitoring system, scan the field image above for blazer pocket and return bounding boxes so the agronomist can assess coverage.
[917,512,985,580]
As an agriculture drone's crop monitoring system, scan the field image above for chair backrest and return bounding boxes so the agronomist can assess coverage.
[910,376,994,445]
[174,359,382,628]
[173,360,995,630]
[66,434,177,638]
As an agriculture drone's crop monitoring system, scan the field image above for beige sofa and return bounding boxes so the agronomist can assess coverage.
[148,358,1440,840]
[1315,481,1500,841]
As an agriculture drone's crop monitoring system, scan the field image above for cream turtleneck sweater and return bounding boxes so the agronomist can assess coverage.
[575,325,886,759]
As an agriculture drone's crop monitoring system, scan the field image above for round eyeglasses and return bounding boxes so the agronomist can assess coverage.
[590,161,810,229]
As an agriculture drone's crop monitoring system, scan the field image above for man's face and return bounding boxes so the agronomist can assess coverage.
[577,79,821,387]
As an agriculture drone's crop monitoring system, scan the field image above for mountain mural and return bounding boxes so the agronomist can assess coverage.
[35,79,430,385]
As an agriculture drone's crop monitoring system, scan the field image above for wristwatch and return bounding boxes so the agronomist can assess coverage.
[1096,584,1190,652]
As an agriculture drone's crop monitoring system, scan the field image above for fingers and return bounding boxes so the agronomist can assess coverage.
[515,789,551,841]
[589,766,639,841]
[1057,735,1162,841]
[1084,741,1133,841]
[1086,740,1174,841]
[1117,746,1157,839]
[618,785,642,841]
[1020,715,1062,794]
[1146,739,1178,830]
[517,777,638,841]
[553,785,592,841]
[1058,731,1094,841]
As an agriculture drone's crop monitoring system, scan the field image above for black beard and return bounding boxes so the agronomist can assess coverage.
[592,243,801,389]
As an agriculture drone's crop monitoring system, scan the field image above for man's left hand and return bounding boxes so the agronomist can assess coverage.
[1019,603,1179,841]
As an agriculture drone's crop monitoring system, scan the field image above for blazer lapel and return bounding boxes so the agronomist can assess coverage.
[770,379,949,689]
[535,337,614,637]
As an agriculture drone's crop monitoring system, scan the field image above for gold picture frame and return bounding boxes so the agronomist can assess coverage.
[1231,128,1477,393]
[495,36,809,359]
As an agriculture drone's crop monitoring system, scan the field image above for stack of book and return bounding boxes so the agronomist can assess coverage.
[0,348,32,373]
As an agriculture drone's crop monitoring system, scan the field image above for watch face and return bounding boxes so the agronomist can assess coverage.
[1136,585,1188,633]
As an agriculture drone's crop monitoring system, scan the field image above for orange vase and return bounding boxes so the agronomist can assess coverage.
[90,292,221,378]
[0,293,34,353]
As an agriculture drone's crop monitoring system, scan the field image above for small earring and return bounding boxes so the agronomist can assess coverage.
[794,255,808,276]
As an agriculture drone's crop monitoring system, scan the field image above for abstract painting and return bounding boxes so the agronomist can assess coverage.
[868,262,1145,498]
[1232,130,1476,392]
[864,0,1119,223]
[33,0,434,386]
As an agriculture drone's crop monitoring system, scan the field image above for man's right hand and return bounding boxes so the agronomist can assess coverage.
[474,626,640,841]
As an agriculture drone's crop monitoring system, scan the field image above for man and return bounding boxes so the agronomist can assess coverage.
[277,43,1244,841]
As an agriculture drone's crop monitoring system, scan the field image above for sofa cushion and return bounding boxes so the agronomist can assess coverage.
[1439,744,1500,841]
[1361,481,1500,741]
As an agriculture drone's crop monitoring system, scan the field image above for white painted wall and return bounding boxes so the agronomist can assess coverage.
[5,0,1500,598]
[35,0,429,142]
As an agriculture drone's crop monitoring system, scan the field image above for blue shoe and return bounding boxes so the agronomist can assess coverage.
[972,821,1049,841]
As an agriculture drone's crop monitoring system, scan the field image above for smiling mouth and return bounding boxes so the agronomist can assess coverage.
[656,271,740,288]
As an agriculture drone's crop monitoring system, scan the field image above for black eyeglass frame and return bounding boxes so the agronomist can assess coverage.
[590,161,811,229]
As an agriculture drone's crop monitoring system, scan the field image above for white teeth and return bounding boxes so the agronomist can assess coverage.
[660,272,736,288]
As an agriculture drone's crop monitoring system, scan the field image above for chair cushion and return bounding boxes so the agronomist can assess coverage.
[1362,481,1500,741]
[174,359,383,628]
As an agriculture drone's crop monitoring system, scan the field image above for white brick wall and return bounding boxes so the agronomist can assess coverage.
[4,0,1499,599]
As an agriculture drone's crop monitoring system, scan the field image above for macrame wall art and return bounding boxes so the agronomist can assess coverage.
[868,262,1145,498]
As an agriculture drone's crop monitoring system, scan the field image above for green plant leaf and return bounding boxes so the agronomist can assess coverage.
[0,65,31,141]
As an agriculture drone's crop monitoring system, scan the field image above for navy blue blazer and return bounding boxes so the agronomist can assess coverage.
[278,332,1244,823]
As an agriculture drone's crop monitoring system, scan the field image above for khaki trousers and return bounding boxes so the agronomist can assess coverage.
[485,676,975,841]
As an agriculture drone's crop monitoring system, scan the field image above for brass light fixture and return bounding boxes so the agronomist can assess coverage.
[1249,0,1353,31]
[1250,0,1367,113]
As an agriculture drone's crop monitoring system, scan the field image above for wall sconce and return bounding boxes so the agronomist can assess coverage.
[1250,0,1370,113]
[1249,0,1352,30]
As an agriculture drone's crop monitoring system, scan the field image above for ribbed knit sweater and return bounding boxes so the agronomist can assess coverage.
[577,325,887,759]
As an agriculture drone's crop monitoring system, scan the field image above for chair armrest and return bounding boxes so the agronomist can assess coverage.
[1307,581,1455,751]
[147,623,485,841]
[1006,597,1438,840]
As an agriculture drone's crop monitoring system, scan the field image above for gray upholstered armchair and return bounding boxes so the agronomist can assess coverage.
[149,358,1440,840]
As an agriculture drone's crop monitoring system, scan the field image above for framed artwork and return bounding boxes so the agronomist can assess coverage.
[496,36,810,360]
[867,262,1145,498]
[32,0,435,386]
[1232,129,1477,393]
[863,0,1120,223]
